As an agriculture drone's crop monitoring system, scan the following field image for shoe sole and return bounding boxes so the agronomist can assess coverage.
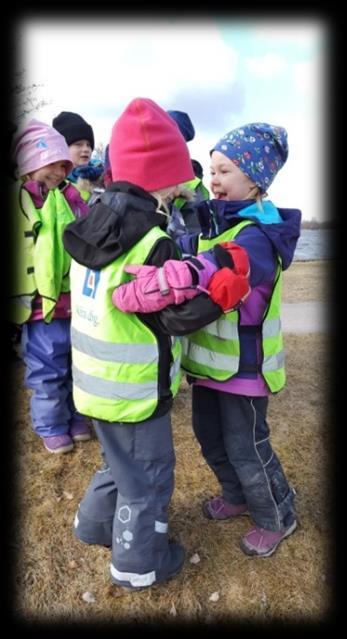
[240,520,298,557]
[202,501,249,521]
[71,434,91,442]
[111,549,186,592]
[44,443,74,454]
[112,566,184,593]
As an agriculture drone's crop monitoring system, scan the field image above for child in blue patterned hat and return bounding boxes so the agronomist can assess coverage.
[183,122,301,557]
[213,122,288,203]
[116,121,301,558]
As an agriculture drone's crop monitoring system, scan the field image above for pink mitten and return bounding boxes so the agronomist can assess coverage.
[112,258,213,313]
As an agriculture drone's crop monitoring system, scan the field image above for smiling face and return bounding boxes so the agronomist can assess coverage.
[68,139,92,166]
[210,150,257,201]
[28,160,70,190]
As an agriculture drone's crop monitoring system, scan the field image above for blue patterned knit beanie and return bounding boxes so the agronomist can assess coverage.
[213,122,288,193]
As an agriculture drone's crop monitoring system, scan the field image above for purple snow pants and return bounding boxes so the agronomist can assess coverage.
[21,318,83,437]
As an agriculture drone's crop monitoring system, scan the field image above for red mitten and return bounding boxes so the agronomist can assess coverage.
[215,241,250,277]
[208,267,251,313]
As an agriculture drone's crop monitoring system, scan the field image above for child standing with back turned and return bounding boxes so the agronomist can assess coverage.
[115,122,302,558]
[63,97,251,590]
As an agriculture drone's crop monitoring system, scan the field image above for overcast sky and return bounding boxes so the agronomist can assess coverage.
[15,17,327,221]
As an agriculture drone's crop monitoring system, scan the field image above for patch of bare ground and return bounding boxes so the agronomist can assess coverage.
[8,261,334,626]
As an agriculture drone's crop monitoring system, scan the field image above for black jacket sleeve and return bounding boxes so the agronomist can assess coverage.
[139,237,222,337]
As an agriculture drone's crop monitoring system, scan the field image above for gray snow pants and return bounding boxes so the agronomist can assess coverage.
[73,413,185,589]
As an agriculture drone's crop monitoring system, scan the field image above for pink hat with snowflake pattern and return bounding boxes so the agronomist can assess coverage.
[12,119,73,178]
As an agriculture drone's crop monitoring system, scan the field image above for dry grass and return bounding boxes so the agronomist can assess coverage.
[8,261,335,628]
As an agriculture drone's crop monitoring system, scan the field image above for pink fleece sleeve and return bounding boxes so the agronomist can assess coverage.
[112,257,215,313]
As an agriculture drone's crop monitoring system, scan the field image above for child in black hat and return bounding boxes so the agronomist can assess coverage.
[52,111,104,203]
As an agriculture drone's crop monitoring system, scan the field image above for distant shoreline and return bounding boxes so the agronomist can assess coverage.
[294,228,334,262]
[300,222,335,229]
[294,257,335,262]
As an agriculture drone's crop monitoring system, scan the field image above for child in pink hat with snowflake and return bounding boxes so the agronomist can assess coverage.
[9,119,92,453]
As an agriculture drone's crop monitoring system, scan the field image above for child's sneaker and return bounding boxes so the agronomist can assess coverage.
[240,520,297,557]
[70,420,91,442]
[202,496,248,520]
[110,540,185,591]
[43,434,74,454]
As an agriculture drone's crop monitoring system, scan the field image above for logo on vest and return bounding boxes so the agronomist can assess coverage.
[75,305,99,327]
[83,269,100,298]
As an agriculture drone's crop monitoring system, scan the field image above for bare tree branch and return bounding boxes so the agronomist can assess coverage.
[9,67,51,122]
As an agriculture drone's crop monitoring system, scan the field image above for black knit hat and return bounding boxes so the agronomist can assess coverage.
[52,111,94,149]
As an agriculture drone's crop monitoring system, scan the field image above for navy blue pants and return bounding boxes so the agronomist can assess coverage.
[192,386,296,531]
[21,319,84,437]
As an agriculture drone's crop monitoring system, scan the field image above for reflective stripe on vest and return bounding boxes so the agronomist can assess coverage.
[181,219,286,393]
[70,226,182,422]
[181,221,251,380]
[8,182,73,324]
[260,257,285,392]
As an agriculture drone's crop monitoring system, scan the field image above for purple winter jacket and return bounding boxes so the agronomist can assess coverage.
[175,198,302,396]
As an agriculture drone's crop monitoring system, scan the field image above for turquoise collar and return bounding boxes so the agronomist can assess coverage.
[238,200,282,224]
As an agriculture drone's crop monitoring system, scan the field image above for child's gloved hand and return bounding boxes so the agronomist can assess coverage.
[207,242,251,313]
[213,241,250,276]
[112,256,216,314]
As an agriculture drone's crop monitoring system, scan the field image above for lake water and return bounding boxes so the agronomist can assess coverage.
[294,229,335,261]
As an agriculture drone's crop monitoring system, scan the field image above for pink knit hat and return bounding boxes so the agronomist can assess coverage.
[12,119,73,178]
[109,97,194,191]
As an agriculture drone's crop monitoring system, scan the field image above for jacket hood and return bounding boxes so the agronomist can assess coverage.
[197,199,301,270]
[63,182,169,269]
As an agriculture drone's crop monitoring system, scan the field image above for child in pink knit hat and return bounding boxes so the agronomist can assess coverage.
[63,97,249,591]
[13,118,74,182]
[8,119,92,454]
